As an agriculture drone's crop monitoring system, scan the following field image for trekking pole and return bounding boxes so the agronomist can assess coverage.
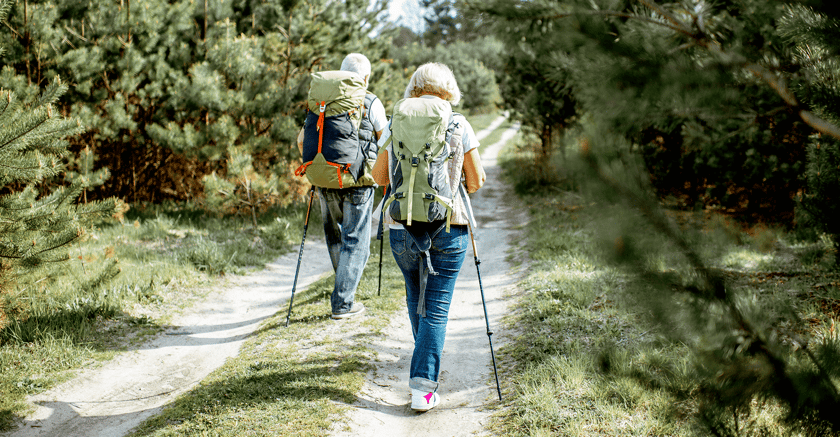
[460,184,502,401]
[377,202,384,297]
[286,186,316,327]
[377,185,389,297]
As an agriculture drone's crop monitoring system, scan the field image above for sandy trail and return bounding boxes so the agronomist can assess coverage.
[332,117,524,437]
[4,114,521,437]
[7,242,333,437]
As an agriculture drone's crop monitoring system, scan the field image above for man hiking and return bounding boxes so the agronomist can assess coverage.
[296,53,387,319]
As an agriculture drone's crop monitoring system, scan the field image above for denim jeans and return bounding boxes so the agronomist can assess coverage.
[317,186,374,314]
[390,224,468,392]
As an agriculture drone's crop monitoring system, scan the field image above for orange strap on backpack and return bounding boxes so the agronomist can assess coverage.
[317,101,325,153]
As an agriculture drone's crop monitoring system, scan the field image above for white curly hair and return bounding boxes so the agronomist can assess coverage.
[404,62,461,106]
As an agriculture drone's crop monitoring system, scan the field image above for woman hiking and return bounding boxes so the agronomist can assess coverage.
[372,62,486,411]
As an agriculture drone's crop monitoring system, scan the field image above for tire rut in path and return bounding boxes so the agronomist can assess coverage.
[331,118,523,437]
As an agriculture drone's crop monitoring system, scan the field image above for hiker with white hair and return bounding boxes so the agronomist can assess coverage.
[296,53,388,319]
[372,62,486,411]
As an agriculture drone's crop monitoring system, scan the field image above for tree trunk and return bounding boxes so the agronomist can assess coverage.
[23,0,31,85]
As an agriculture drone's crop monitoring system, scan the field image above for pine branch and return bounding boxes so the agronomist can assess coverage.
[636,0,691,33]
[32,78,68,111]
[527,10,690,35]
[800,110,840,139]
[552,0,840,142]
[0,90,19,124]
[0,0,12,25]
[0,108,52,153]
[637,0,840,142]
[28,228,83,258]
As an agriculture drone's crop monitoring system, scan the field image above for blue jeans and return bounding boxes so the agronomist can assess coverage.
[317,186,374,314]
[390,224,468,392]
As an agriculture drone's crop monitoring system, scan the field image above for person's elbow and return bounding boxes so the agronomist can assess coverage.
[296,128,305,155]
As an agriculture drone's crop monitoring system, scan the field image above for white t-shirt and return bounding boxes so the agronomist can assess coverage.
[368,97,388,134]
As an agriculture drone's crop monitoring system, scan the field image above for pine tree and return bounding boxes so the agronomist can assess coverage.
[421,0,458,46]
[780,5,840,262]
[1,0,119,329]
[1,0,395,206]
[389,39,501,112]
[483,0,815,221]
[478,0,578,180]
[421,0,489,45]
[482,0,840,434]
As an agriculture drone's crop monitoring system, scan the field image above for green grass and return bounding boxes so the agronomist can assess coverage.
[488,187,695,436]
[128,236,406,437]
[465,111,502,133]
[490,134,840,436]
[0,202,307,431]
[477,118,515,152]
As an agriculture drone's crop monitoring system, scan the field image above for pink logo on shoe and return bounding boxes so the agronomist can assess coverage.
[424,392,434,403]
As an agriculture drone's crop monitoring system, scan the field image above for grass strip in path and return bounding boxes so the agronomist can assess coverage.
[127,236,406,437]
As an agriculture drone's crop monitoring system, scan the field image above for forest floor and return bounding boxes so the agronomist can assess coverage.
[4,115,523,437]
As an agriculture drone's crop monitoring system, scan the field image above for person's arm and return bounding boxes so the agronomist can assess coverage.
[296,127,304,155]
[463,148,486,193]
[372,148,390,186]
[370,98,387,142]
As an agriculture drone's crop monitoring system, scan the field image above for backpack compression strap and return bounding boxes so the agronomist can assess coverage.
[317,101,326,150]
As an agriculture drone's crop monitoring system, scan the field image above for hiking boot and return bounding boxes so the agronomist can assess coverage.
[410,388,440,412]
[331,302,365,320]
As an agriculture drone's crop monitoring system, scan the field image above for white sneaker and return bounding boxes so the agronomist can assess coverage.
[411,388,440,411]
[331,302,365,320]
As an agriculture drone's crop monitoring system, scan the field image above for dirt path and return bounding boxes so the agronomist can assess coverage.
[6,243,334,437]
[331,118,524,436]
[4,114,522,437]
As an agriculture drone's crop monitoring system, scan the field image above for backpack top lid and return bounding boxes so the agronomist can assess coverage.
[308,71,367,118]
[390,97,452,151]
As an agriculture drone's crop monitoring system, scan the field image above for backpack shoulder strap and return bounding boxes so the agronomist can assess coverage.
[363,93,378,120]
[447,112,464,149]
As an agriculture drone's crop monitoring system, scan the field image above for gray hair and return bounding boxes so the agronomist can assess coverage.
[340,53,372,79]
[404,63,461,106]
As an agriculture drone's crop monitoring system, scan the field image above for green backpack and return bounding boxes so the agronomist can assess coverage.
[295,71,368,189]
[382,97,458,230]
